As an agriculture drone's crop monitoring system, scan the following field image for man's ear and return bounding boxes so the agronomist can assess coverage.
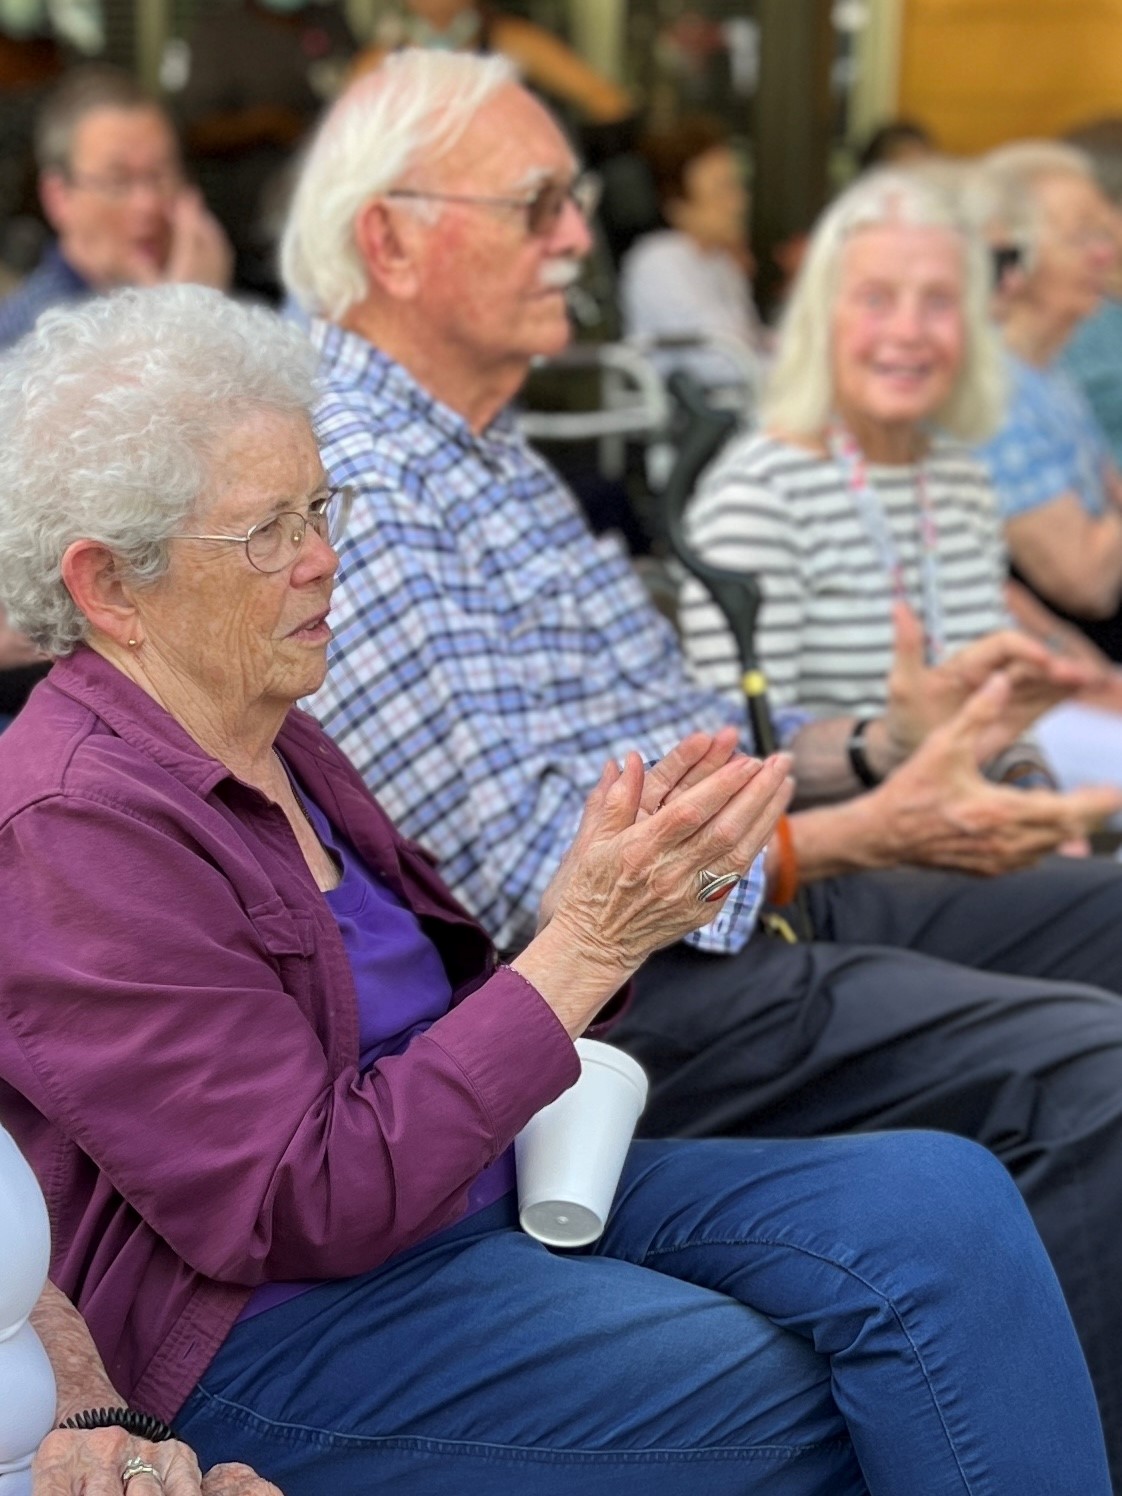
[60,539,143,650]
[38,170,70,235]
[353,198,423,300]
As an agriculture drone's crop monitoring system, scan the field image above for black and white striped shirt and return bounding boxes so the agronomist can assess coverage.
[680,431,1009,715]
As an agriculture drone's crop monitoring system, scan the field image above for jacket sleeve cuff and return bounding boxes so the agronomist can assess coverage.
[423,965,582,1144]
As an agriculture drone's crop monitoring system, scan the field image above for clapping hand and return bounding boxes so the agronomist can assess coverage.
[881,602,1102,765]
[535,728,749,934]
[873,673,1122,876]
[522,732,792,1033]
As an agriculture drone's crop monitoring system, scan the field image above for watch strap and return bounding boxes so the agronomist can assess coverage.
[846,716,883,789]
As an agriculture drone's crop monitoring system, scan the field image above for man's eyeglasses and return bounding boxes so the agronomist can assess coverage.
[174,486,354,574]
[385,171,601,238]
[64,167,184,201]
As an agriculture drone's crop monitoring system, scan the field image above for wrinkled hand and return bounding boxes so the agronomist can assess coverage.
[145,189,233,291]
[202,1464,283,1495]
[536,728,744,933]
[874,673,1122,876]
[518,741,793,1031]
[881,602,1101,763]
[32,1426,204,1494]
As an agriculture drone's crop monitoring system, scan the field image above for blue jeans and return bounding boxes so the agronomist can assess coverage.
[175,1134,1109,1495]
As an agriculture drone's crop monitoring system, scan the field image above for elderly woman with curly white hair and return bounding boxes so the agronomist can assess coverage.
[678,165,1122,817]
[0,285,1111,1496]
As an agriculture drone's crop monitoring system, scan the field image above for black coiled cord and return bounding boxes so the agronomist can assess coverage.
[58,1406,175,1442]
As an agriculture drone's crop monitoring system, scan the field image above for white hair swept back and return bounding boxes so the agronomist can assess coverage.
[281,47,518,321]
[0,284,318,657]
[761,167,1006,444]
[963,139,1095,266]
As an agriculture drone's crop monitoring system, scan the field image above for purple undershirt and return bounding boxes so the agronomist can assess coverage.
[239,778,516,1320]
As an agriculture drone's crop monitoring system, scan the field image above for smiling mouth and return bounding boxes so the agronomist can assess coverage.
[871,363,934,380]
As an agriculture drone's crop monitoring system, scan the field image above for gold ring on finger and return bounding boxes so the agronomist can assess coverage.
[121,1456,164,1491]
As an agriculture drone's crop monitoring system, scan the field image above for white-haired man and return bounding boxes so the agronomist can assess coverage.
[286,50,1122,1476]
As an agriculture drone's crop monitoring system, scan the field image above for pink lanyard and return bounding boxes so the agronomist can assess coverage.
[829,426,945,665]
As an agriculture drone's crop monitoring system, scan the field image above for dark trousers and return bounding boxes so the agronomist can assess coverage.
[615,856,1122,1487]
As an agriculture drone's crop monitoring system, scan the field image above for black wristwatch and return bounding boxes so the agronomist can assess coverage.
[846,717,883,789]
[58,1407,175,1442]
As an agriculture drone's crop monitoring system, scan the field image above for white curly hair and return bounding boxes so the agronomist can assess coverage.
[0,285,318,656]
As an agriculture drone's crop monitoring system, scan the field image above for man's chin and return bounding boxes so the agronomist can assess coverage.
[534,318,576,359]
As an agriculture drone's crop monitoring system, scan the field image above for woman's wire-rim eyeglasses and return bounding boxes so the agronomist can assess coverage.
[173,485,355,574]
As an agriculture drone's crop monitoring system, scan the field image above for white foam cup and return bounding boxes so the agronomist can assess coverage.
[516,1037,649,1248]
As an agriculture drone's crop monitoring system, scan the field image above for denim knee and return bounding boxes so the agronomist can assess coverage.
[854,1130,1041,1286]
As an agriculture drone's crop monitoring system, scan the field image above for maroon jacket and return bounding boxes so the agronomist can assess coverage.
[0,648,579,1419]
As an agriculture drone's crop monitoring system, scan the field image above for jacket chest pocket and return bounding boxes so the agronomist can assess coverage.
[246,899,318,1013]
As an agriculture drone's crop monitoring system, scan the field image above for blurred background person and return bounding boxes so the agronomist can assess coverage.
[0,60,233,727]
[620,113,767,393]
[676,166,1122,813]
[1060,118,1122,469]
[856,117,937,174]
[971,142,1122,656]
[352,1,632,125]
[0,63,232,350]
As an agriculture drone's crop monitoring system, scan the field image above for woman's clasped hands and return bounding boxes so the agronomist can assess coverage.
[516,730,792,1035]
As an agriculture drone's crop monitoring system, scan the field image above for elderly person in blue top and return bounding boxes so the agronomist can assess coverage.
[0,63,234,722]
[1059,120,1122,471]
[284,49,1122,1480]
[972,141,1122,659]
[3,287,1110,1494]
[0,65,231,353]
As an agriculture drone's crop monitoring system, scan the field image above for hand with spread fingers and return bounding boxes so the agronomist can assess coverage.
[519,737,793,1034]
[881,601,1103,764]
[867,674,1122,876]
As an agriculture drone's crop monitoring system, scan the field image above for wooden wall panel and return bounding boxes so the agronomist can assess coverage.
[899,0,1122,154]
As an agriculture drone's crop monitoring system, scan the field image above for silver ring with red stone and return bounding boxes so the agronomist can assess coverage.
[696,869,741,903]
